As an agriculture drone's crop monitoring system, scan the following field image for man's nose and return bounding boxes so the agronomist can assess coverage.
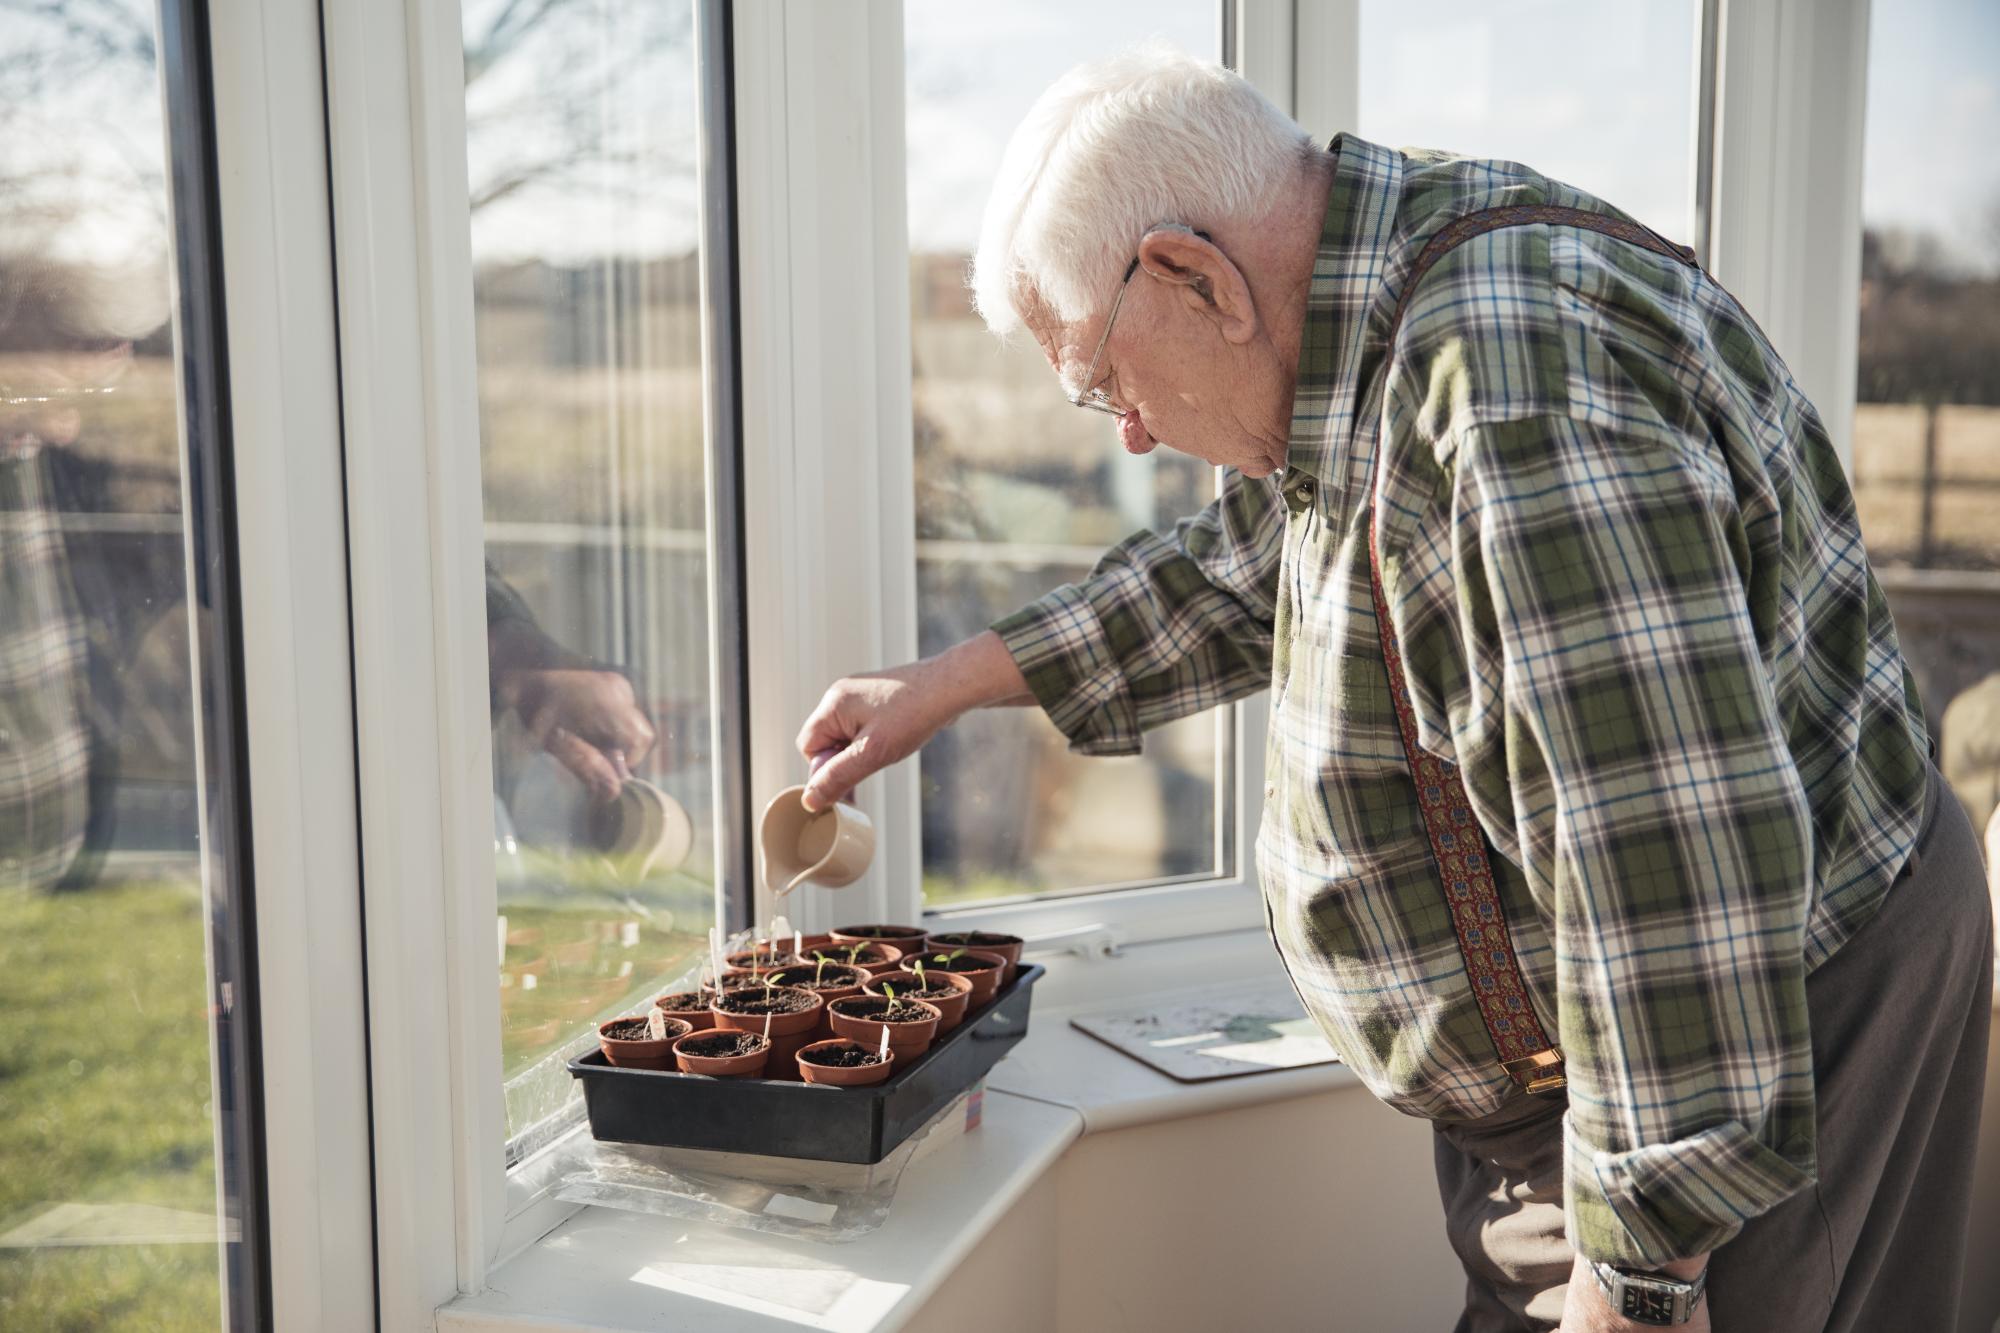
[1117,410,1156,456]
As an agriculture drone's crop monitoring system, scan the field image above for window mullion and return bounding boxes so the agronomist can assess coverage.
[736,0,921,935]
[1707,0,1872,468]
[321,0,503,1311]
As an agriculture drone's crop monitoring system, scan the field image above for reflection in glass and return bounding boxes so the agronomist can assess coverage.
[1850,0,2000,864]
[1357,0,1698,243]
[0,1,229,1325]
[461,0,717,1148]
[906,0,1231,909]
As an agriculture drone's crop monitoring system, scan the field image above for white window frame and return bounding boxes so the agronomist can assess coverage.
[1705,0,1873,470]
[245,0,1880,1320]
[203,0,378,1325]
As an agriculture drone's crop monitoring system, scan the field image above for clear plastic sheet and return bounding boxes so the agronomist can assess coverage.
[554,1083,982,1242]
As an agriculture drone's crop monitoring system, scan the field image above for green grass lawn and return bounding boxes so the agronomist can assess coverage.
[0,879,223,1330]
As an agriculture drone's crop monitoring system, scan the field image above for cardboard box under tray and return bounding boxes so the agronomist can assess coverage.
[568,962,1043,1164]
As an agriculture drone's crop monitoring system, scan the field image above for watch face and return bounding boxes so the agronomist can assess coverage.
[1622,1284,1679,1322]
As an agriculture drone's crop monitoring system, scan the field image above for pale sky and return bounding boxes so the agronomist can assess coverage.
[905,0,1999,274]
[0,0,1991,274]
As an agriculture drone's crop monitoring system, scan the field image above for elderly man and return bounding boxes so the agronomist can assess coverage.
[799,47,1990,1333]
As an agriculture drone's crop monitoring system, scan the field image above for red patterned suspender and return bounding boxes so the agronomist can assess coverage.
[1367,205,1699,1096]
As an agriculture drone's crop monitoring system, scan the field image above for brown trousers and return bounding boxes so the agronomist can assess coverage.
[1431,761,1994,1332]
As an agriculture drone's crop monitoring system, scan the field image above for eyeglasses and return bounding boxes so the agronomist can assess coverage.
[1067,257,1141,416]
[1065,226,1211,416]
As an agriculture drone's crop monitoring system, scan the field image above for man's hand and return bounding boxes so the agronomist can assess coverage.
[796,630,1033,812]
[1559,1252,1711,1333]
[498,667,656,803]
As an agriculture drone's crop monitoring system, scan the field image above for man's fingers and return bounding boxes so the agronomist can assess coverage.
[796,693,853,765]
[801,740,873,813]
[547,728,622,803]
[526,699,562,748]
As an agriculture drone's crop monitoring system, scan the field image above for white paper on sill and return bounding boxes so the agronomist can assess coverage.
[1069,979,1340,1081]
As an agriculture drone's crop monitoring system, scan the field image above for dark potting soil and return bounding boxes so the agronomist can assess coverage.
[835,925,925,940]
[924,953,999,974]
[834,997,932,1024]
[679,1031,763,1058]
[930,931,1018,947]
[715,987,816,1016]
[655,992,711,1013]
[800,1044,889,1068]
[891,984,958,1002]
[731,952,805,969]
[601,1018,668,1041]
[766,967,864,991]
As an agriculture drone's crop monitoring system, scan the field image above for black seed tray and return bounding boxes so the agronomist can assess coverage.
[568,963,1042,1164]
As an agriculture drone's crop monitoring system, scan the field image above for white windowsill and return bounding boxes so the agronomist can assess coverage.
[439,930,1362,1332]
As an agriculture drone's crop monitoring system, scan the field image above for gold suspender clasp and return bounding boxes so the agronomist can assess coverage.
[1502,1048,1568,1096]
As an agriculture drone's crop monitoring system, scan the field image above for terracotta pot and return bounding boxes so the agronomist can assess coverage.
[913,948,1007,1006]
[820,940,904,977]
[726,947,805,974]
[512,1017,565,1048]
[652,990,717,1032]
[759,963,872,1039]
[865,968,974,1032]
[552,937,598,968]
[924,931,1024,985]
[711,985,825,1082]
[796,1038,896,1087]
[501,953,549,986]
[828,924,930,951]
[828,995,941,1063]
[673,1028,770,1078]
[597,1014,692,1071]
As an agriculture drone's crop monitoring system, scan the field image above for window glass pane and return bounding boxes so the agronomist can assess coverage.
[906,1,1230,909]
[0,3,246,1324]
[1357,0,1699,243]
[1852,0,2000,850]
[462,0,725,1151]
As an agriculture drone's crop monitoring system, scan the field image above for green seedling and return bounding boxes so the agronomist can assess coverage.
[813,951,830,984]
[932,948,967,967]
[912,959,927,989]
[882,982,895,1004]
[844,941,868,966]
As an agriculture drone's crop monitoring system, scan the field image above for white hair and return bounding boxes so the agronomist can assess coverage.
[970,42,1312,342]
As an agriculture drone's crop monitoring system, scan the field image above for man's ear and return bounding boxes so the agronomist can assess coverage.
[1135,226,1257,345]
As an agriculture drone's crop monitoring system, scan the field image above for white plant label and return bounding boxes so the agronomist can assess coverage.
[707,926,725,991]
[763,1009,774,1041]
[647,1008,668,1041]
[878,1025,891,1059]
[793,930,803,961]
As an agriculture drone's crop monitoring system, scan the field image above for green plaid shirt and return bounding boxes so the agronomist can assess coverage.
[0,445,92,893]
[994,135,1932,1267]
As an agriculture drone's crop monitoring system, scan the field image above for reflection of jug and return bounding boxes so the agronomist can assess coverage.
[759,786,874,897]
[588,778,694,883]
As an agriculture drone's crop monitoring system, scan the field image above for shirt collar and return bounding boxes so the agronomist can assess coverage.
[1280,134,1406,504]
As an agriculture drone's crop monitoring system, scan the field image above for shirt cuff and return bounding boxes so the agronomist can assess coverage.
[990,583,1141,757]
[1563,1111,1815,1266]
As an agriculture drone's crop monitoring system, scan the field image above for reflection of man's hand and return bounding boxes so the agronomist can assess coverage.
[498,668,656,803]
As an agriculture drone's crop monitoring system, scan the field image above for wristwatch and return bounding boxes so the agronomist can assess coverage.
[1588,1259,1707,1325]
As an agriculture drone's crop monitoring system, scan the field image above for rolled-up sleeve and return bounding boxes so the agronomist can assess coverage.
[992,467,1284,756]
[1451,411,1818,1266]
